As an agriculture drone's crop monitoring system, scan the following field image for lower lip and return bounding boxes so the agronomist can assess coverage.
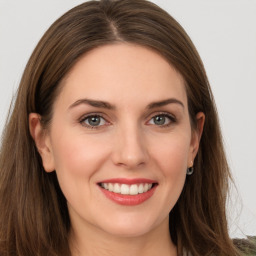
[99,185,157,206]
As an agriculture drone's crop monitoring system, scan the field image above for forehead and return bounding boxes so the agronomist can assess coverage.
[57,43,187,109]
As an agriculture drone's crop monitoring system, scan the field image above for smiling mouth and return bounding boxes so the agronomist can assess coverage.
[97,178,158,205]
[99,182,157,196]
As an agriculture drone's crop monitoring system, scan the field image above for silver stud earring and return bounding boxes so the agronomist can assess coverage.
[186,161,194,175]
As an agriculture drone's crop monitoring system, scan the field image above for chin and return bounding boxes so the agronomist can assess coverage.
[97,212,164,238]
[103,224,153,238]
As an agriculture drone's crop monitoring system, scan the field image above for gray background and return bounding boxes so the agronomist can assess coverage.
[0,0,255,237]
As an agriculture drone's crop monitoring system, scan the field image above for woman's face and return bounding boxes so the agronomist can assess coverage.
[32,43,203,238]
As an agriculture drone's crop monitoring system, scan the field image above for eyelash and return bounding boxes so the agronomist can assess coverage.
[147,112,176,128]
[79,112,176,129]
[79,114,109,129]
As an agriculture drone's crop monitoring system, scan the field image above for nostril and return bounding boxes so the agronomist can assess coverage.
[111,133,149,168]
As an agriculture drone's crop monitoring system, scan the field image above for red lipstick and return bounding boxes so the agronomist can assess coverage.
[98,178,158,206]
[98,178,156,185]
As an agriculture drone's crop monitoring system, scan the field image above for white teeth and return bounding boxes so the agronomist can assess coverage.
[114,183,121,193]
[100,182,154,195]
[108,183,114,192]
[138,184,144,193]
[143,183,149,192]
[120,184,129,194]
[130,184,138,195]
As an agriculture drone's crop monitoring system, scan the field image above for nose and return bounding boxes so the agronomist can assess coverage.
[111,124,149,169]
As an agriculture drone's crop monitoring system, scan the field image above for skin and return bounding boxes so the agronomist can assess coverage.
[30,43,204,256]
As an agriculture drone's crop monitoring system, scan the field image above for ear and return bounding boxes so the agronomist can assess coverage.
[188,112,205,167]
[29,113,55,172]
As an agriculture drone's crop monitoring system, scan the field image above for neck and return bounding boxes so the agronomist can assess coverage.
[69,217,177,256]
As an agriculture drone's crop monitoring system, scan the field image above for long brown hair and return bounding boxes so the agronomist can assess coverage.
[0,0,240,255]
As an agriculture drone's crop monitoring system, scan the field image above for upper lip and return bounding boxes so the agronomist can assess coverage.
[97,178,157,185]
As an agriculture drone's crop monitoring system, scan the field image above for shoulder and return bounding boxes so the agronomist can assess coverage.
[233,236,256,255]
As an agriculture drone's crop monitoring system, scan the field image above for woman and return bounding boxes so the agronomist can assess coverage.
[0,0,243,255]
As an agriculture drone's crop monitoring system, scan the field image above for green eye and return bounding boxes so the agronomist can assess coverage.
[153,115,167,125]
[148,114,175,126]
[81,115,107,128]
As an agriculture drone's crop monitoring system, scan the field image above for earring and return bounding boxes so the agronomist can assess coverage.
[186,166,194,175]
[186,161,194,175]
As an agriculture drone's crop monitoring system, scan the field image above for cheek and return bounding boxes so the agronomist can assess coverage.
[49,130,111,202]
[150,132,191,205]
[51,130,110,176]
[158,143,188,192]
[152,131,191,175]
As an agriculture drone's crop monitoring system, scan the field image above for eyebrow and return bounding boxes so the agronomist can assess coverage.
[147,98,184,109]
[68,98,184,110]
[68,98,115,110]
